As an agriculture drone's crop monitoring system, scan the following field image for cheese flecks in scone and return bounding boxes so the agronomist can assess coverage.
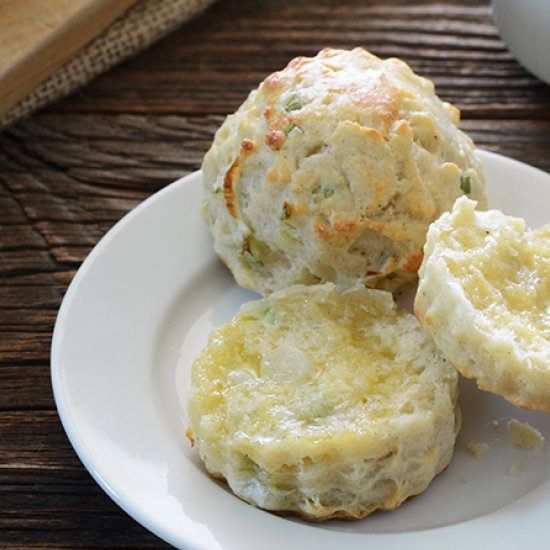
[188,284,460,521]
[201,48,487,296]
[415,196,550,411]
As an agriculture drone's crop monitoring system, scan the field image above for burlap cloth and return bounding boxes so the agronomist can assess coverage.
[0,0,215,129]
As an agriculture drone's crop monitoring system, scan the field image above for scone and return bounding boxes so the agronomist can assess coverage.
[201,47,487,295]
[415,197,550,411]
[188,284,460,520]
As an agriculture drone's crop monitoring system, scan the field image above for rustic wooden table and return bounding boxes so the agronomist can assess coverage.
[1,0,549,548]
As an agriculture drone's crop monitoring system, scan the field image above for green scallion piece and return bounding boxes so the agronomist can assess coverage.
[242,250,264,267]
[460,175,471,195]
[284,122,301,136]
[280,221,300,241]
[261,306,277,325]
[285,95,302,112]
[312,185,334,201]
[242,455,260,471]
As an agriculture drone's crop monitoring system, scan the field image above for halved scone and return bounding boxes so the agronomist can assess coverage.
[415,197,550,411]
[188,283,460,520]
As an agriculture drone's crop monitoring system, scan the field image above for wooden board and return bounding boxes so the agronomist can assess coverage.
[0,0,138,118]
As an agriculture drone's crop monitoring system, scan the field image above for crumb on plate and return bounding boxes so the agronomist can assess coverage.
[507,419,545,449]
[466,440,490,459]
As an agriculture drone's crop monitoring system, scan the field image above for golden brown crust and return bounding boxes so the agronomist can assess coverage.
[332,217,358,234]
[223,138,254,218]
[263,106,289,151]
[265,129,285,151]
[263,72,284,92]
[401,250,424,273]
[312,219,332,241]
[281,201,293,218]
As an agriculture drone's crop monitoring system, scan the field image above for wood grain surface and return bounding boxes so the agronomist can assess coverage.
[1,0,549,548]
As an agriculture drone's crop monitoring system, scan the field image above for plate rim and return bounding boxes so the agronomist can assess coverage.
[50,150,550,550]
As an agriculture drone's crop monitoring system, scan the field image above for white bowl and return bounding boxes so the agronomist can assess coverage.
[492,0,550,85]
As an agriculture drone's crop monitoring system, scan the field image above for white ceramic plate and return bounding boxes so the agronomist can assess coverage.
[51,150,550,550]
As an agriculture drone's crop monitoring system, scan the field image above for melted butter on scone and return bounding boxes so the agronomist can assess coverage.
[415,196,550,411]
[188,284,460,520]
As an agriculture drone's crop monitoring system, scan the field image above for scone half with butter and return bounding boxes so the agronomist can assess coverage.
[415,197,550,412]
[188,284,460,521]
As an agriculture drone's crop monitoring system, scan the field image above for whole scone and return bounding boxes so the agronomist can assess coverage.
[415,197,550,411]
[201,47,487,295]
[188,284,460,520]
